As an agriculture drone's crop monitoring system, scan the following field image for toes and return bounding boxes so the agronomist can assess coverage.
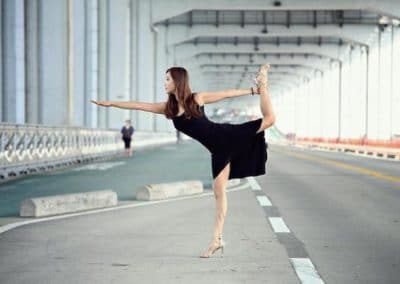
[260,64,270,72]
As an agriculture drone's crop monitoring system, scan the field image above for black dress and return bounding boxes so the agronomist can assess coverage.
[172,103,268,180]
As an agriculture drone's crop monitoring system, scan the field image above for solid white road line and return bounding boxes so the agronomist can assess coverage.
[268,217,291,233]
[246,177,261,191]
[290,258,325,284]
[256,195,272,206]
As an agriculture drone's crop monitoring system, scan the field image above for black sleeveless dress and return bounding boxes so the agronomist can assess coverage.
[172,104,268,180]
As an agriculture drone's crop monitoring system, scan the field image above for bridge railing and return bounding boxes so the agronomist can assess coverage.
[0,123,123,180]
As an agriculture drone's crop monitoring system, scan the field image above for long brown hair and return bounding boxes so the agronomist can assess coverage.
[164,67,203,120]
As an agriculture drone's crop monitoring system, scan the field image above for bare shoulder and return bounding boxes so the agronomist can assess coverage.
[193,92,205,106]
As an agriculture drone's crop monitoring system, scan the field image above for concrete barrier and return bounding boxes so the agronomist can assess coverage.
[20,190,118,217]
[294,141,400,161]
[227,179,241,187]
[136,180,203,201]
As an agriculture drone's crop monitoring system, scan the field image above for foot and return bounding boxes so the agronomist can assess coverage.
[255,64,270,92]
[200,236,225,258]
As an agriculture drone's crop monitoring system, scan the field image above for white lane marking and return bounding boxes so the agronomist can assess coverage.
[290,258,325,284]
[246,177,261,191]
[72,161,126,171]
[0,182,250,235]
[268,217,291,233]
[256,196,272,206]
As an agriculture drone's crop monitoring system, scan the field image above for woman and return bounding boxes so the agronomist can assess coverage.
[121,119,135,156]
[91,64,275,258]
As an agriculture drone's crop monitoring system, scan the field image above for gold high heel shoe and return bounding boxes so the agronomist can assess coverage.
[200,234,226,258]
[254,64,270,92]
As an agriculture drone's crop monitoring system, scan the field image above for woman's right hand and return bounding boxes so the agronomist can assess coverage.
[91,100,112,107]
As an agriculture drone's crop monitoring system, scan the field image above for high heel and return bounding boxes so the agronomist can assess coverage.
[254,64,270,92]
[200,234,226,258]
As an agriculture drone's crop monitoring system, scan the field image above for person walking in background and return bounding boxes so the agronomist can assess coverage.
[121,119,135,156]
[91,64,275,258]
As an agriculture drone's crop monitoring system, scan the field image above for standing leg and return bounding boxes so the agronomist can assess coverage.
[128,139,133,156]
[200,162,230,258]
[123,138,129,156]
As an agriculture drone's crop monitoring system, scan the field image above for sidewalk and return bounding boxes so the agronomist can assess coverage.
[0,183,298,284]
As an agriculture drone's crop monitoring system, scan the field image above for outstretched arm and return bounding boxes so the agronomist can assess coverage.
[91,100,166,115]
[197,87,257,105]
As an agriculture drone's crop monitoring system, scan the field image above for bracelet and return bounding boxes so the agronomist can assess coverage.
[251,87,254,95]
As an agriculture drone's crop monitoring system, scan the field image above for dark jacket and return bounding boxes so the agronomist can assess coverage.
[121,126,134,138]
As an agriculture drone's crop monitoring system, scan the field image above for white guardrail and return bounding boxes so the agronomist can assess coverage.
[0,123,126,180]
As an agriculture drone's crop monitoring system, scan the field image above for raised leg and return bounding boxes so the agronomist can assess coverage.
[255,64,276,134]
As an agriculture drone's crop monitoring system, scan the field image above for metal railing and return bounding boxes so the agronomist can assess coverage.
[0,123,123,180]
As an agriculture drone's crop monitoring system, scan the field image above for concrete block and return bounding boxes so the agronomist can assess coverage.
[136,180,203,201]
[227,179,241,187]
[20,190,118,217]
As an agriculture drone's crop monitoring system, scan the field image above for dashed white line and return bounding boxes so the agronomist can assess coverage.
[268,217,291,233]
[246,177,261,191]
[290,258,325,284]
[249,176,325,283]
[256,195,272,206]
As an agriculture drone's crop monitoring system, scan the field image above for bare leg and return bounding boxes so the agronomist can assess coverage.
[212,162,229,237]
[200,162,230,257]
[256,64,276,133]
